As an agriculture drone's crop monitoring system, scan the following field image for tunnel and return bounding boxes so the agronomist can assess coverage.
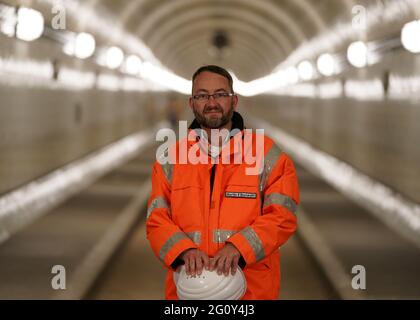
[0,0,420,301]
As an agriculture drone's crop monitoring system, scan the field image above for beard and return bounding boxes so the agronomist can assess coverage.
[193,103,234,129]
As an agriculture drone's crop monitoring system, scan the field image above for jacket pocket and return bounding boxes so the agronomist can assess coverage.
[171,184,204,230]
[220,184,260,229]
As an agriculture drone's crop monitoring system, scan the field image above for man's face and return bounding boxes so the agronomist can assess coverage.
[189,71,238,129]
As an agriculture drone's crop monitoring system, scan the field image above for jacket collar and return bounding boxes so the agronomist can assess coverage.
[187,111,245,160]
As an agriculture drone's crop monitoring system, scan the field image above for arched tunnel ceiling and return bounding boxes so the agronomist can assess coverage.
[91,0,357,81]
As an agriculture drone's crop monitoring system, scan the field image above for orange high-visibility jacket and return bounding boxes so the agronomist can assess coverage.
[146,121,299,300]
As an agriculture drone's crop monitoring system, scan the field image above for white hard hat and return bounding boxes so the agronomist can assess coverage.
[174,266,247,300]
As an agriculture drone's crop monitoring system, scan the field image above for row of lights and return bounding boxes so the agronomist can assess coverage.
[291,19,420,83]
[2,4,419,95]
[231,17,420,97]
[0,6,152,80]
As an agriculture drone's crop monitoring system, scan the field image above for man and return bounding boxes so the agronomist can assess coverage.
[146,65,299,299]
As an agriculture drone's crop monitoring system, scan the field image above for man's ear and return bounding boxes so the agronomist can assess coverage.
[232,94,239,111]
[188,96,194,110]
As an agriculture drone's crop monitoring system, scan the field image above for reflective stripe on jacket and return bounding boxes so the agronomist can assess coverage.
[146,129,299,300]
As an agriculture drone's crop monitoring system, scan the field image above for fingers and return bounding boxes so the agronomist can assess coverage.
[181,249,196,276]
[190,255,197,276]
[195,252,212,276]
[183,257,189,275]
[231,256,239,275]
[181,248,241,277]
[202,253,210,271]
[196,251,212,275]
[217,256,226,275]
[196,255,203,275]
[223,255,232,276]
[211,244,242,276]
[182,250,211,277]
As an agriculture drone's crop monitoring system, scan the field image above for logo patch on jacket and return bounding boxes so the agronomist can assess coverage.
[225,192,257,199]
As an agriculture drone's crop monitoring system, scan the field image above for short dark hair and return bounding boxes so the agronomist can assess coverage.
[192,65,234,93]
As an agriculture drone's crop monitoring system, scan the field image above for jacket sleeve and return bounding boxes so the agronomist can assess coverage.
[146,161,198,269]
[227,145,299,266]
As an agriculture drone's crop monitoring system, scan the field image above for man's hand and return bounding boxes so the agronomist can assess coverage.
[179,248,210,277]
[210,243,241,276]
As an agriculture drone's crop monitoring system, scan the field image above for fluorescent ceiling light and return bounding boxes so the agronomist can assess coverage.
[317,53,336,77]
[297,60,314,81]
[124,55,142,75]
[401,20,420,53]
[16,7,44,41]
[347,41,368,68]
[74,32,96,59]
[105,46,124,69]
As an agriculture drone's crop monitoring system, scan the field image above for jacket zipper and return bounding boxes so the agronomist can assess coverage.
[208,164,216,254]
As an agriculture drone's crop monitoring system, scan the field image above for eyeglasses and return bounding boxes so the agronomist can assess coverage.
[192,92,235,101]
